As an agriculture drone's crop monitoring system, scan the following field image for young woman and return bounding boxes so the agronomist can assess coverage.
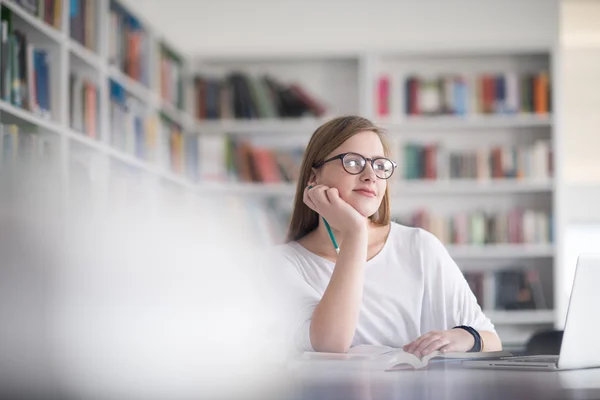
[273,115,502,356]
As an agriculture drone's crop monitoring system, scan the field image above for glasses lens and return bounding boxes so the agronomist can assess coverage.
[373,158,395,179]
[343,153,366,174]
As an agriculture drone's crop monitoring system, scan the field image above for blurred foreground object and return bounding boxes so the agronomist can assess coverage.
[0,126,287,400]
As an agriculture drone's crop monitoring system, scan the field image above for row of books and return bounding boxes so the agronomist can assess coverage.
[226,140,304,183]
[147,137,551,185]
[70,0,96,51]
[69,72,99,138]
[0,10,52,118]
[397,208,553,245]
[0,125,54,169]
[10,0,62,29]
[107,80,198,182]
[139,134,306,184]
[377,71,551,117]
[109,79,152,158]
[109,0,150,87]
[107,84,202,183]
[464,269,548,310]
[194,73,326,120]
[402,141,552,180]
[160,46,184,110]
[157,116,200,182]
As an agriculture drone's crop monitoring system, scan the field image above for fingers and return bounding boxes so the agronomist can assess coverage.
[303,185,346,223]
[310,185,331,206]
[403,333,430,355]
[413,334,442,357]
[326,187,340,204]
[422,336,450,356]
[438,343,457,354]
[303,186,317,212]
[404,332,447,357]
[304,184,330,213]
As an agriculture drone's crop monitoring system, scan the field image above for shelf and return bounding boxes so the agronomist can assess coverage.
[0,100,62,133]
[446,244,554,259]
[196,117,333,134]
[69,39,103,69]
[66,131,212,193]
[393,179,554,195]
[65,135,302,196]
[32,124,557,201]
[379,114,552,131]
[181,180,553,198]
[65,130,162,173]
[3,0,64,43]
[194,114,552,135]
[159,100,191,128]
[108,66,156,104]
[485,310,555,325]
[196,181,298,197]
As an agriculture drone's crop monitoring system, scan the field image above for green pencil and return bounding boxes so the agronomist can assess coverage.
[308,185,340,253]
[322,217,340,254]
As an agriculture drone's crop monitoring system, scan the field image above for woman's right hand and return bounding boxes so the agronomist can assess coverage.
[303,184,367,236]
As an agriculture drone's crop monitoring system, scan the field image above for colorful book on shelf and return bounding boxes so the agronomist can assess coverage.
[0,13,52,117]
[377,75,389,117]
[160,45,183,109]
[195,72,327,120]
[109,0,149,86]
[70,73,99,138]
[225,139,304,183]
[299,345,511,371]
[70,0,96,50]
[400,71,551,116]
[402,142,552,181]
[109,79,154,160]
[12,0,62,29]
[397,208,552,246]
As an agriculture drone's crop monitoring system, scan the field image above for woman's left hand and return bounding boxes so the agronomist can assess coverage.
[403,329,475,357]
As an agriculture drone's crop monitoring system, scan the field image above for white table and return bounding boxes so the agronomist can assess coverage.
[279,364,600,400]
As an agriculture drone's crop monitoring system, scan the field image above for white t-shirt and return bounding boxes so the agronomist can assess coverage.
[269,222,495,353]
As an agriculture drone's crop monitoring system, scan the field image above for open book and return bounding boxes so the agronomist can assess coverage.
[299,345,512,371]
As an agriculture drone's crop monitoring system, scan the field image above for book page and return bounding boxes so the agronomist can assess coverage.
[347,344,396,356]
[387,350,424,370]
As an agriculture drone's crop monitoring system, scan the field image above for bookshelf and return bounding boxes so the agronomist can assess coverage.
[0,0,557,350]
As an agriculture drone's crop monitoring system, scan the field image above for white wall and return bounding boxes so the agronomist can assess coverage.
[555,0,600,328]
[559,0,600,184]
[122,0,559,57]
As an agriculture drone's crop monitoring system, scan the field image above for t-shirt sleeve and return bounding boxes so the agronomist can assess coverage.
[265,246,321,354]
[418,229,496,334]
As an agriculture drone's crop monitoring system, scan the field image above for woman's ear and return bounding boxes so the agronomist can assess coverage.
[309,168,318,185]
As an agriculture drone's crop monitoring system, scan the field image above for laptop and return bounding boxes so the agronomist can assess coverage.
[463,254,600,371]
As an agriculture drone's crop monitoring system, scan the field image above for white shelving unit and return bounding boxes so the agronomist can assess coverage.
[188,49,556,349]
[446,244,555,260]
[380,113,553,131]
[0,0,557,350]
[485,310,555,325]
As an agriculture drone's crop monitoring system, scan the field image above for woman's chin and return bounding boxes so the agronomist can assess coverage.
[349,202,380,218]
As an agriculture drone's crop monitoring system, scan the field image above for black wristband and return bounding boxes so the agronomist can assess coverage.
[453,325,482,352]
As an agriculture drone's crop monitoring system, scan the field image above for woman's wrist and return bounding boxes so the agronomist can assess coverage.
[453,325,482,352]
[340,220,368,239]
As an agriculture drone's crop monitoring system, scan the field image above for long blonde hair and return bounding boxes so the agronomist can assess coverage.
[286,116,392,242]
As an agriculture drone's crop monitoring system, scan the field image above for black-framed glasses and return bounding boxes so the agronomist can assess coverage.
[313,152,397,180]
